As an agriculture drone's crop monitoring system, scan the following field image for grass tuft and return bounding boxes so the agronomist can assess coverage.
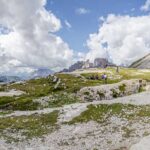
[0,110,59,142]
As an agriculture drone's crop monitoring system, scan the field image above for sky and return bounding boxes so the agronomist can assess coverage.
[0,0,150,76]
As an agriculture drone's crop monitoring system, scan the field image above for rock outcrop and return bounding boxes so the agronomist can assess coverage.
[94,58,108,68]
[78,79,147,101]
[61,58,115,72]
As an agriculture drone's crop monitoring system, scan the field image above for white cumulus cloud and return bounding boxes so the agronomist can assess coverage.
[86,14,150,66]
[141,0,150,11]
[0,0,74,75]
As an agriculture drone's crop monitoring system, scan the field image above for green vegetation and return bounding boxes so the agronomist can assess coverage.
[119,84,126,92]
[111,89,120,98]
[0,111,13,116]
[68,104,150,124]
[81,72,120,84]
[110,84,126,98]
[0,75,82,110]
[0,93,80,110]
[0,96,40,110]
[117,68,150,81]
[47,92,80,108]
[56,73,103,93]
[0,67,149,111]
[0,96,15,106]
[84,91,90,96]
[0,85,6,92]
[138,86,145,93]
[0,73,112,110]
[7,97,40,111]
[0,110,59,142]
[0,67,149,143]
[97,91,105,99]
[121,126,135,138]
[8,77,55,97]
[81,67,150,82]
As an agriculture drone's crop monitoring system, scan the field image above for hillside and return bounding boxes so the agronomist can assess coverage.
[130,53,150,69]
[0,67,150,150]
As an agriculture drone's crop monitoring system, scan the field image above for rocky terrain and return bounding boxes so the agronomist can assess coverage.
[78,79,146,101]
[61,57,115,72]
[0,67,150,150]
[130,53,150,69]
[0,89,25,97]
[0,91,150,150]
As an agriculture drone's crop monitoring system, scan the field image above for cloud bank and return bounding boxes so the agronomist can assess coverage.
[0,0,73,75]
[86,14,150,66]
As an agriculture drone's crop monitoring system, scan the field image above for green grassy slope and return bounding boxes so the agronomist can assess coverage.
[0,67,149,110]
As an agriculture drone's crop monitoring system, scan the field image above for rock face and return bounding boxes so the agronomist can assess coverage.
[67,61,85,72]
[130,135,150,150]
[77,79,147,101]
[130,53,150,69]
[61,58,115,72]
[94,58,108,68]
[82,59,94,69]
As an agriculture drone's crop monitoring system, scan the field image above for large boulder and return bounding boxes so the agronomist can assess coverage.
[77,79,147,101]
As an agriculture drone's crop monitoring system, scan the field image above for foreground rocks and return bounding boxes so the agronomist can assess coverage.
[130,135,150,150]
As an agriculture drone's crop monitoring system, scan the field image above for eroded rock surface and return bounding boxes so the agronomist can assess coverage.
[78,79,147,101]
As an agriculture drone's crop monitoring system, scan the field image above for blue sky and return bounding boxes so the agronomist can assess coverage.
[46,0,147,53]
[0,0,150,75]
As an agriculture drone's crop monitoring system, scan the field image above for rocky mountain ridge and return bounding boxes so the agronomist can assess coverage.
[0,68,53,84]
[61,58,115,72]
[130,53,150,69]
[0,76,21,83]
